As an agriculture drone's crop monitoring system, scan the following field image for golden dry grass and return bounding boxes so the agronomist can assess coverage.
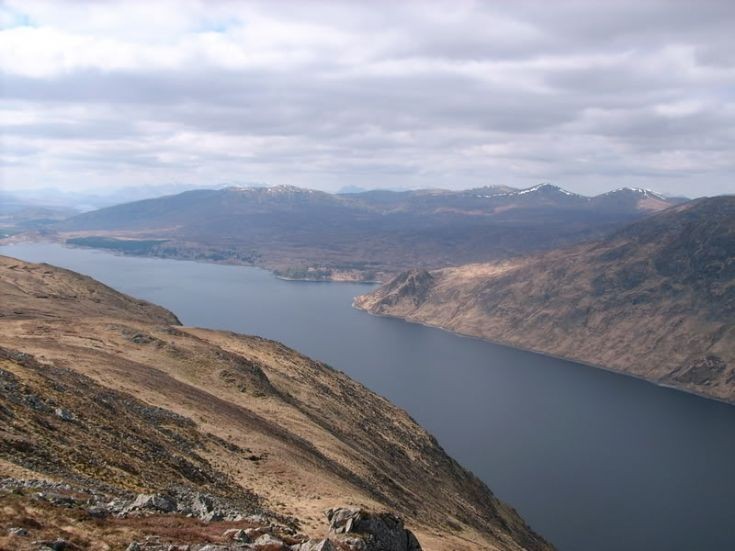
[0,255,552,551]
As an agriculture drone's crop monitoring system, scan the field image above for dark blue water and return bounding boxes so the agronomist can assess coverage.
[2,242,734,551]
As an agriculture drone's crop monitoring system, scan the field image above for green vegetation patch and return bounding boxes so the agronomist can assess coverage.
[66,236,168,255]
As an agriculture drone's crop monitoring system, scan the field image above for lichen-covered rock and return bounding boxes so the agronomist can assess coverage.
[124,493,177,514]
[253,532,287,549]
[87,505,109,518]
[325,508,421,551]
[223,528,252,543]
[54,407,75,421]
[32,539,70,551]
[326,507,360,534]
[290,539,337,551]
[187,492,221,521]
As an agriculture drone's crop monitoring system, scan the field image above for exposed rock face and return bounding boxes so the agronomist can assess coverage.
[671,355,728,386]
[119,490,251,522]
[0,255,553,550]
[53,408,75,421]
[326,507,421,551]
[377,270,435,307]
[223,528,252,542]
[290,508,422,551]
[356,196,735,404]
[292,540,337,551]
[125,494,177,514]
[253,533,287,548]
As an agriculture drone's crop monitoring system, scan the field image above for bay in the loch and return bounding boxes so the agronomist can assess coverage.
[2,242,734,551]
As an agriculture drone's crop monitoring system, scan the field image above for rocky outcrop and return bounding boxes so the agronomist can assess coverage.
[292,540,337,551]
[376,270,435,308]
[124,494,177,515]
[1,479,422,551]
[325,507,421,550]
[121,489,263,522]
[669,355,728,386]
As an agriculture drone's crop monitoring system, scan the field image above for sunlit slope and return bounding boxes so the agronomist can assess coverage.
[0,255,552,550]
[356,196,735,403]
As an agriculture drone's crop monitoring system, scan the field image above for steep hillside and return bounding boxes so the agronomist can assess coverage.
[48,184,685,281]
[0,255,552,551]
[356,196,735,403]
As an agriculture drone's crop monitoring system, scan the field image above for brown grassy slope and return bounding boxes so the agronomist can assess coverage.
[0,257,179,324]
[355,196,735,403]
[0,255,552,551]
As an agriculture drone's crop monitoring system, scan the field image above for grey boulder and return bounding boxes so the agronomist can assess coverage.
[325,507,421,551]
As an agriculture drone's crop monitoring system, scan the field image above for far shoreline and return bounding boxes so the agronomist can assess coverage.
[0,235,388,285]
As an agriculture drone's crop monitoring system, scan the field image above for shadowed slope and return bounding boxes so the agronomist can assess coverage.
[356,196,735,403]
[48,185,685,281]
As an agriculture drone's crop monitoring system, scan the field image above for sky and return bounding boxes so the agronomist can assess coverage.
[1,0,734,198]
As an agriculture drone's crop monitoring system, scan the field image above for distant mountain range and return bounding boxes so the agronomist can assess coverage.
[1,183,234,211]
[0,192,80,239]
[344,184,684,214]
[51,184,688,281]
[355,196,735,403]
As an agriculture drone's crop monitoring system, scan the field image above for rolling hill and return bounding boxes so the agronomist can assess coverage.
[52,184,686,281]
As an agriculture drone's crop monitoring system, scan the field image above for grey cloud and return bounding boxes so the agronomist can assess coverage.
[1,0,734,197]
[2,118,140,140]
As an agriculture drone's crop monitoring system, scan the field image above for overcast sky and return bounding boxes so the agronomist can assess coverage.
[1,1,734,197]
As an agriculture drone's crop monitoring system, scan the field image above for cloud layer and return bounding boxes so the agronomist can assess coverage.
[2,0,734,196]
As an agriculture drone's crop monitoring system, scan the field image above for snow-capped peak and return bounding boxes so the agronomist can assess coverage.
[605,187,665,200]
[227,184,315,194]
[470,183,579,199]
[515,183,578,196]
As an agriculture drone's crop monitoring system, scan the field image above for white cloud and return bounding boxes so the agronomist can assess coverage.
[1,0,734,197]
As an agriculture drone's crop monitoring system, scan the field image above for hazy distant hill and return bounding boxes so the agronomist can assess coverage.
[0,192,80,238]
[356,196,735,403]
[54,184,686,281]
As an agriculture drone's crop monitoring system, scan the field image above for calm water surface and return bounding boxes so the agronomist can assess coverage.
[3,243,735,551]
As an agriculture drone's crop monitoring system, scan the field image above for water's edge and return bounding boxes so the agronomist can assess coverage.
[352,300,735,409]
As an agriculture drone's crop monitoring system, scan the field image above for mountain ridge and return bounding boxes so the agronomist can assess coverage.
[37,184,688,282]
[355,196,735,404]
